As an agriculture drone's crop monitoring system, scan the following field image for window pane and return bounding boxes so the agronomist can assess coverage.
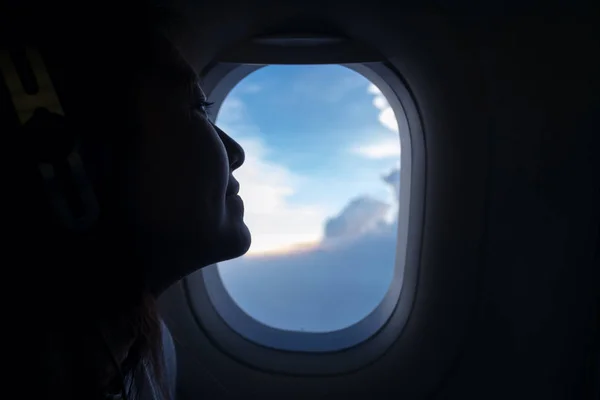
[214,65,401,333]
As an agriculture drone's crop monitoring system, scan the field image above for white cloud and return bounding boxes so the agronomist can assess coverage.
[239,83,262,94]
[217,96,328,255]
[234,138,327,254]
[352,139,401,159]
[218,224,398,332]
[216,88,401,257]
[368,83,399,133]
[382,166,401,223]
[291,69,366,103]
[216,96,246,125]
[349,84,401,160]
[218,169,401,332]
[213,71,405,333]
[382,167,401,203]
[323,196,390,241]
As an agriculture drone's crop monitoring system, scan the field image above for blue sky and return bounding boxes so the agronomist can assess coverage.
[210,65,402,332]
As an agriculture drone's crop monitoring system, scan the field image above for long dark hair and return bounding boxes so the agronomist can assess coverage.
[9,2,180,399]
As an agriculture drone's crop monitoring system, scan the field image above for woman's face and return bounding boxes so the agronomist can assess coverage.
[126,47,251,289]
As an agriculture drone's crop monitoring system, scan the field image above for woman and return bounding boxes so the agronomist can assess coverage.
[11,3,251,400]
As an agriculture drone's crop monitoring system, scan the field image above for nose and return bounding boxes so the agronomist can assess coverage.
[215,125,245,171]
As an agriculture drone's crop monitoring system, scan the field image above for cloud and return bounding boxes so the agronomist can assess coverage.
[213,71,406,333]
[233,138,328,254]
[368,83,398,132]
[218,226,398,332]
[321,166,400,243]
[323,196,390,241]
[238,83,262,94]
[352,139,401,159]
[383,167,401,202]
[350,84,401,160]
[291,69,367,103]
[218,165,402,332]
[216,96,328,255]
[216,96,247,125]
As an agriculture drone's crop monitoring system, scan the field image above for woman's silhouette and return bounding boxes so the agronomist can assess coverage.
[10,2,251,400]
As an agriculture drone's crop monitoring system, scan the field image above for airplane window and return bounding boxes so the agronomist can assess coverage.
[209,65,401,333]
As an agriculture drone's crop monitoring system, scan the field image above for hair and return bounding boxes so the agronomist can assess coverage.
[7,2,184,399]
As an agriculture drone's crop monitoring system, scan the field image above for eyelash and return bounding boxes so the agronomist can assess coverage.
[194,100,214,115]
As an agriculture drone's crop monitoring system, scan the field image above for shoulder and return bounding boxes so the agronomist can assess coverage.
[129,320,177,400]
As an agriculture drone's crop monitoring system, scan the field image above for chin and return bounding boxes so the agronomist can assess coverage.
[217,219,251,262]
[214,195,251,261]
[142,217,251,296]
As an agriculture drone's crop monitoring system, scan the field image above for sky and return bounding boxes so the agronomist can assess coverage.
[209,65,402,333]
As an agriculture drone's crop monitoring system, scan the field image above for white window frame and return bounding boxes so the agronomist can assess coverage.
[181,52,425,375]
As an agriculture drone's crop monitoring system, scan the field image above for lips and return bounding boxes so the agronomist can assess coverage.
[226,177,240,197]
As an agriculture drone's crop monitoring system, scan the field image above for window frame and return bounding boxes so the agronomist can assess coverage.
[181,60,426,375]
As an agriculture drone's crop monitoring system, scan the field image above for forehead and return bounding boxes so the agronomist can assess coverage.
[145,36,200,88]
[151,58,198,89]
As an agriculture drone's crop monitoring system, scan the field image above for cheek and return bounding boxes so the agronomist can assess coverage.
[130,110,230,235]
